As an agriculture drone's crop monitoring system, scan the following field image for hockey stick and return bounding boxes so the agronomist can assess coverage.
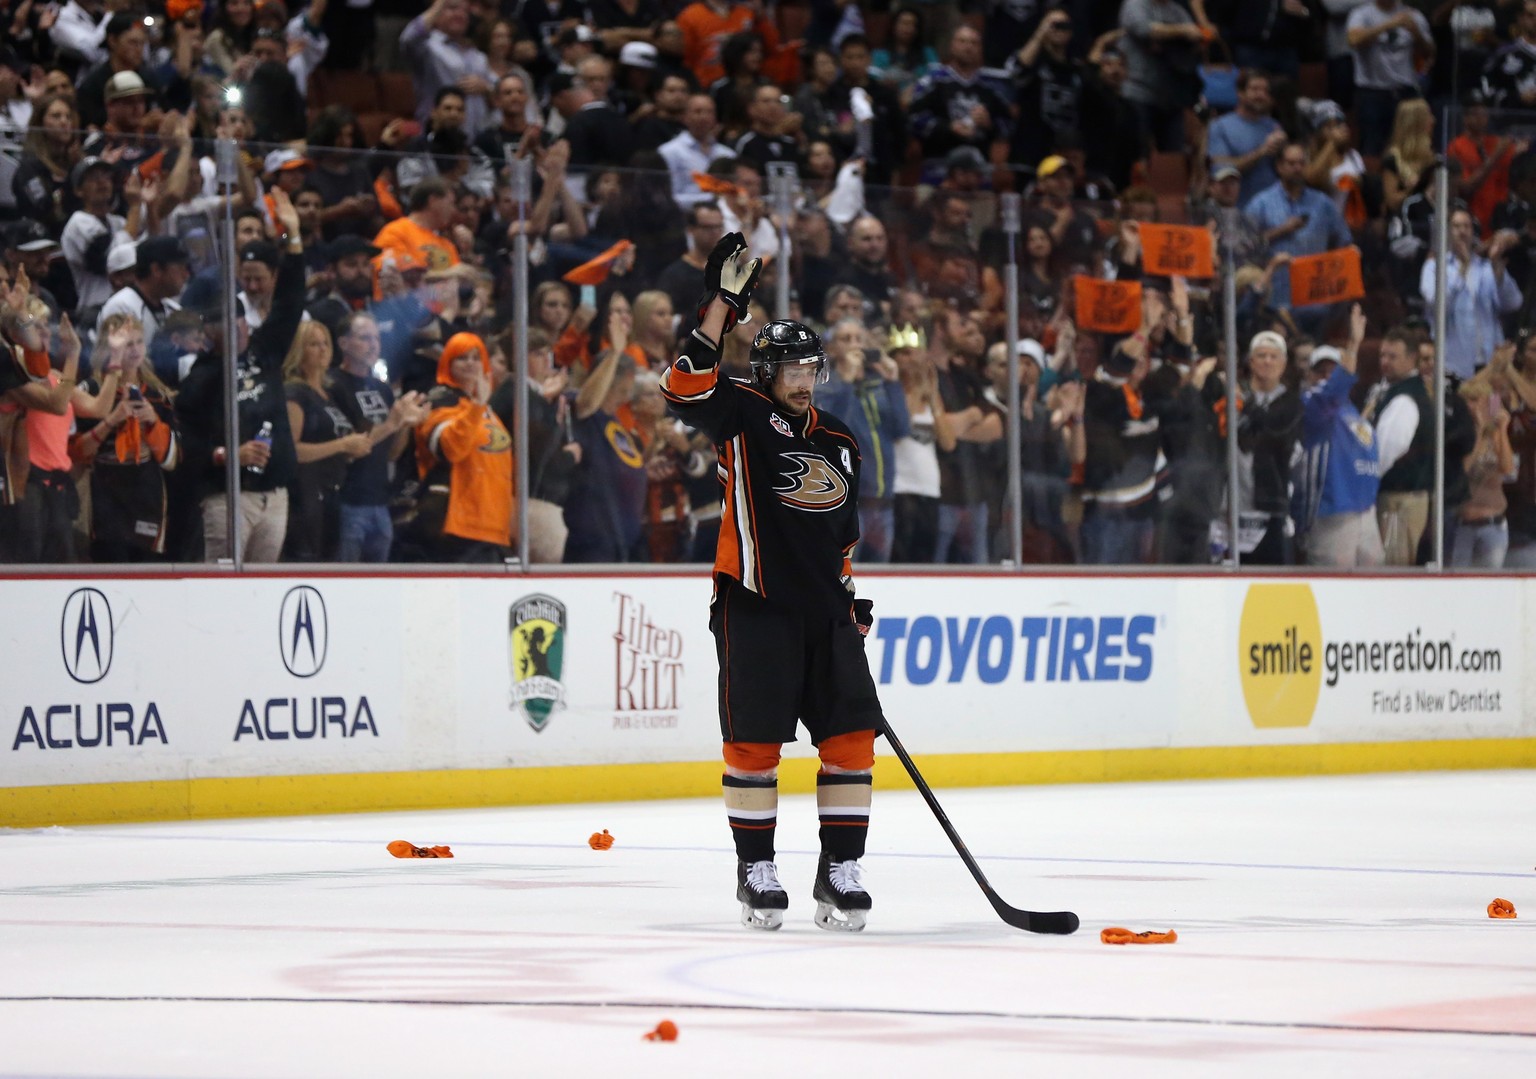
[884,721,1080,935]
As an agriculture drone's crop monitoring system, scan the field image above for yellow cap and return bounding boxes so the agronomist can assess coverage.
[1037,155,1073,179]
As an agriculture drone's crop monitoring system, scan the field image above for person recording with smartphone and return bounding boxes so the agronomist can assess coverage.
[73,312,181,563]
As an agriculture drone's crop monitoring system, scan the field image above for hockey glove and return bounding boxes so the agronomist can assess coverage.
[703,231,743,296]
[717,245,763,319]
[853,598,874,637]
[696,232,762,333]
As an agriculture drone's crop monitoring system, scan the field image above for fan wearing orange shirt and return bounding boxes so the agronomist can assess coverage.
[676,0,793,87]
[414,332,514,561]
[374,177,461,279]
[1447,91,1528,236]
[554,289,650,381]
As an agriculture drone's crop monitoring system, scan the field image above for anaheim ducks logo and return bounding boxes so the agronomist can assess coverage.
[482,416,512,453]
[774,452,849,512]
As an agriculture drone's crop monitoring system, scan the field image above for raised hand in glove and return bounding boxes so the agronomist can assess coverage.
[702,231,743,297]
[718,241,762,318]
[697,231,763,333]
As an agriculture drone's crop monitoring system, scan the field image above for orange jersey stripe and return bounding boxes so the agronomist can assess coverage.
[664,365,717,398]
[714,440,743,582]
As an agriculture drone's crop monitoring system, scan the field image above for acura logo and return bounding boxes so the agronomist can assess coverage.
[61,588,114,684]
[279,586,328,678]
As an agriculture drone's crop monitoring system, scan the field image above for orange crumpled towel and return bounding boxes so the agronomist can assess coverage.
[588,829,615,850]
[1488,898,1517,919]
[1101,926,1178,944]
[691,172,740,198]
[387,840,454,859]
[643,1020,678,1042]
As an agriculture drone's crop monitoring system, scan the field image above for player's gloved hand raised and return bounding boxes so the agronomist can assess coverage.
[702,231,743,297]
[697,231,762,334]
[717,242,762,319]
[853,598,874,638]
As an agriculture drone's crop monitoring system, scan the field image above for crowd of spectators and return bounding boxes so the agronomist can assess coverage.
[3,0,1536,569]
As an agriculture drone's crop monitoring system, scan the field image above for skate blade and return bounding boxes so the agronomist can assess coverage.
[814,901,867,932]
[741,904,784,931]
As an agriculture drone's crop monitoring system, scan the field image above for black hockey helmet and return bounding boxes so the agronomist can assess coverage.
[749,319,828,385]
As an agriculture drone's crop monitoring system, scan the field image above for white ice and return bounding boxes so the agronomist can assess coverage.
[1,770,1533,1078]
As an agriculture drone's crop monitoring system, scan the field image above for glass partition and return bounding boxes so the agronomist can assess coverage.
[0,118,1509,573]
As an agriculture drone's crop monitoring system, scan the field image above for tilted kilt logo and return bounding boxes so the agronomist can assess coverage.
[510,593,567,732]
[613,592,683,729]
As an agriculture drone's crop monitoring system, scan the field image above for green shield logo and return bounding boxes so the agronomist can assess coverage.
[509,593,567,732]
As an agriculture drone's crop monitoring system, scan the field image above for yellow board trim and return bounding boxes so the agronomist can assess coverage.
[5,738,1536,828]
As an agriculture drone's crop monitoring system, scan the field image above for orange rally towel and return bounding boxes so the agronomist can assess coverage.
[1100,927,1178,944]
[1488,898,1517,919]
[387,840,454,859]
[588,829,615,850]
[643,1020,678,1042]
[691,172,741,197]
[562,240,635,285]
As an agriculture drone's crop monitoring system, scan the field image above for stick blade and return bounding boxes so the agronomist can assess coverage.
[987,891,1080,935]
[1023,909,1081,935]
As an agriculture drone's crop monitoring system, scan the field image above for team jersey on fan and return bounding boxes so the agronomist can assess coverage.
[661,329,862,619]
[1481,39,1536,109]
[415,374,514,549]
[1295,365,1380,528]
[73,378,180,554]
[372,216,460,275]
[678,2,755,85]
[564,407,648,562]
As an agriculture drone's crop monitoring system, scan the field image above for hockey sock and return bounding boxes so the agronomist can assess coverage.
[723,773,777,864]
[816,771,871,861]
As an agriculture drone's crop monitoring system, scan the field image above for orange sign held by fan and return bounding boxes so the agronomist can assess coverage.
[1139,223,1215,279]
[1073,276,1143,335]
[1289,247,1365,306]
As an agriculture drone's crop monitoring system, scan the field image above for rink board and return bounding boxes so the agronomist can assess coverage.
[2,572,1534,825]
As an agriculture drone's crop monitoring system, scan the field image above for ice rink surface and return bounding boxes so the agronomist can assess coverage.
[1,770,1533,1078]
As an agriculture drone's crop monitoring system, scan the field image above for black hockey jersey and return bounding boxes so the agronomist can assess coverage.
[1481,40,1536,109]
[661,330,862,621]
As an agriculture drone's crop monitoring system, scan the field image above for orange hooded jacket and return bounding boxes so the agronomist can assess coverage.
[414,333,514,547]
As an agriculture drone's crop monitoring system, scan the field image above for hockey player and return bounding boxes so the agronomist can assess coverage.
[661,233,886,932]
